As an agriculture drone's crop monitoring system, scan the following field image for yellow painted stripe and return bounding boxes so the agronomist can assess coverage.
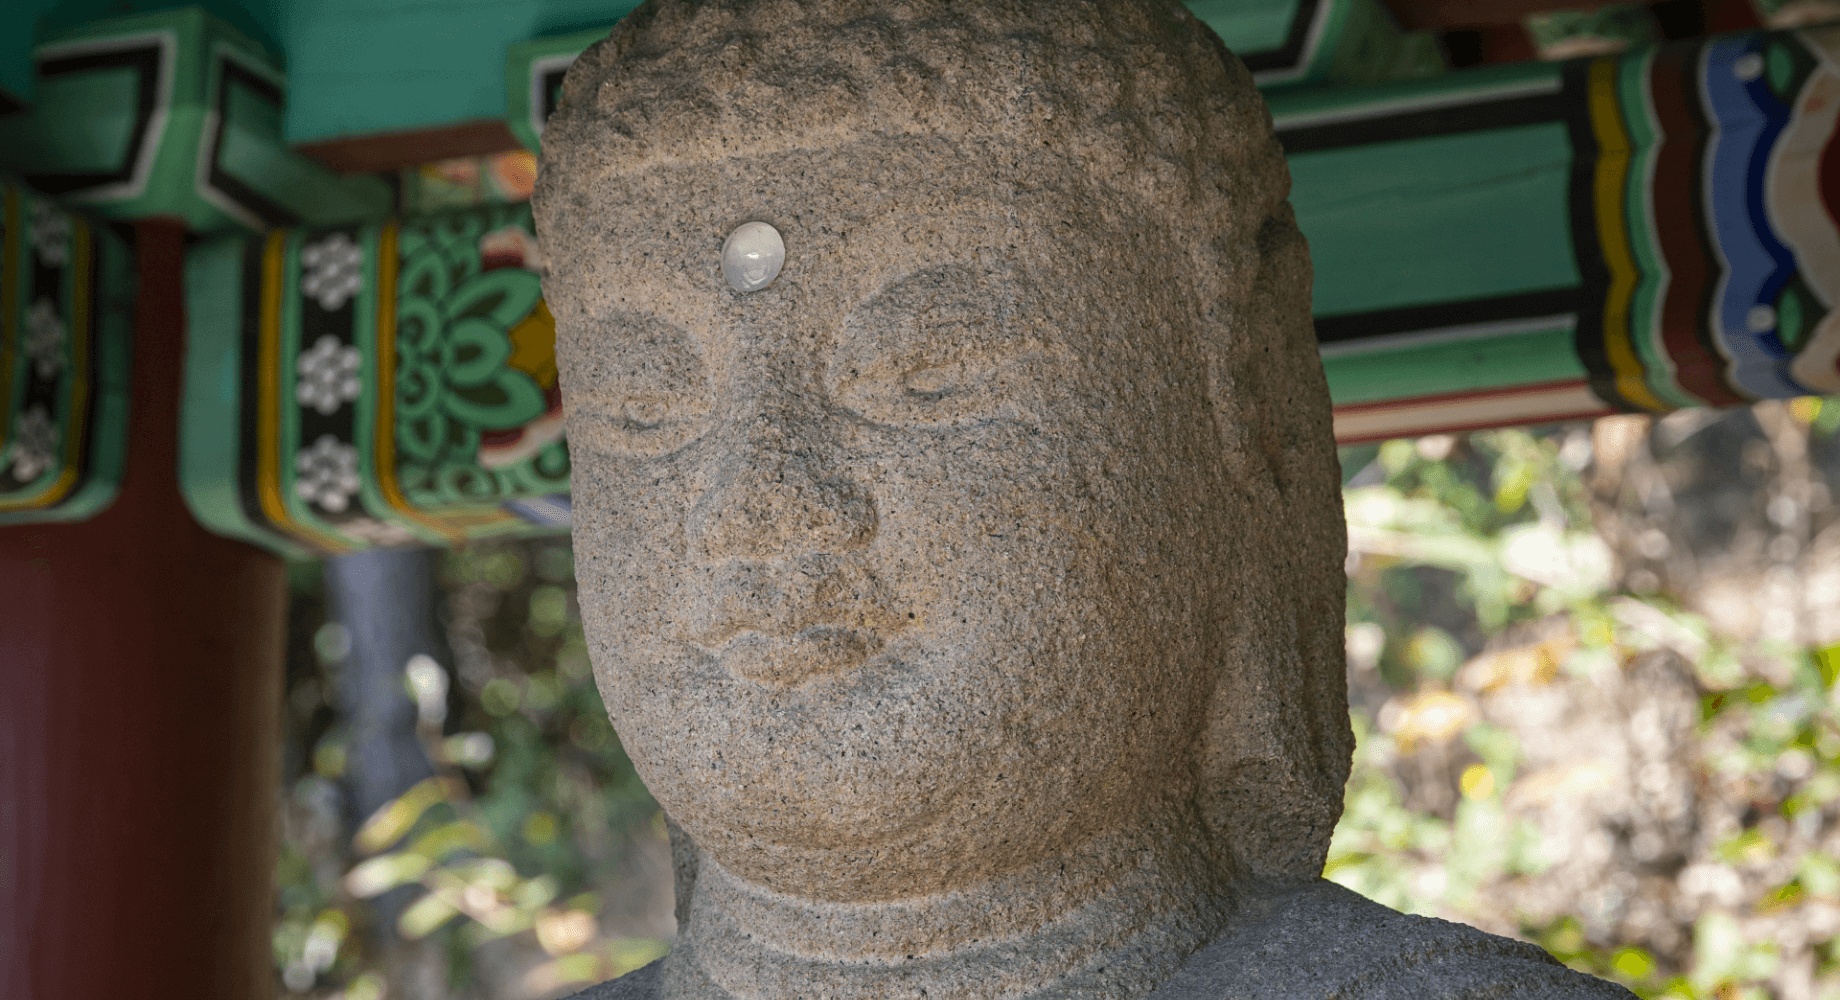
[1589,57,1669,413]
[371,222,464,542]
[34,221,89,507]
[256,231,350,552]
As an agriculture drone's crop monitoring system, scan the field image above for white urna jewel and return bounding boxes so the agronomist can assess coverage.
[722,221,785,292]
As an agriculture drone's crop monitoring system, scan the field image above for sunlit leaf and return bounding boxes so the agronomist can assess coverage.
[1798,852,1840,898]
[1610,946,1654,980]
[397,890,460,939]
[607,937,670,977]
[448,856,518,890]
[354,777,455,854]
[536,907,598,956]
[345,852,431,897]
[1384,691,1476,752]
[1459,764,1495,800]
[408,820,492,861]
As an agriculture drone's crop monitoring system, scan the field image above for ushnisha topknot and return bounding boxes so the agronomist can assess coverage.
[534,0,1351,884]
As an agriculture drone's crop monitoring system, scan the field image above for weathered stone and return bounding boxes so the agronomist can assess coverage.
[534,2,1637,998]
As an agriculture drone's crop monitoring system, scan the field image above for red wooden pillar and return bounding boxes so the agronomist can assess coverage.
[0,220,284,999]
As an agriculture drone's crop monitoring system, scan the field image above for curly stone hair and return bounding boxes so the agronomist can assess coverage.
[537,0,1350,884]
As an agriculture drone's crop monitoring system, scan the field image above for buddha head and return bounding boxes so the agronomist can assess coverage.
[534,0,1350,909]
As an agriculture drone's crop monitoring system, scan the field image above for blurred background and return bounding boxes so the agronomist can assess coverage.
[272,396,1840,1000]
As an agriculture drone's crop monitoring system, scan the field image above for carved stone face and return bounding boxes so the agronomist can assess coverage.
[549,137,1235,902]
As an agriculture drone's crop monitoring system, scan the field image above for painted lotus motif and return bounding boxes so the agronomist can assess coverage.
[394,208,566,507]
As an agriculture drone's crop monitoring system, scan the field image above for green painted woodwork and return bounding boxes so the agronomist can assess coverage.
[181,234,316,554]
[7,0,1441,149]
[0,177,134,524]
[283,0,643,146]
[1290,59,1565,116]
[0,0,60,110]
[0,7,390,233]
[32,69,143,172]
[1321,324,1588,405]
[1265,0,1442,91]
[1290,123,1580,318]
[7,10,1838,539]
[501,0,1445,153]
[183,203,574,555]
[1525,4,1659,58]
[1611,47,1698,411]
[1267,55,1565,124]
[1188,0,1300,55]
[505,28,616,154]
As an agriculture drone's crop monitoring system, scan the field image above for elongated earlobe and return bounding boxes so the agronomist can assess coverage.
[1194,205,1351,883]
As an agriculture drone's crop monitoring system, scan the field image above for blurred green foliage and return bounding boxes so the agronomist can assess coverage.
[274,539,666,997]
[1330,406,1840,1000]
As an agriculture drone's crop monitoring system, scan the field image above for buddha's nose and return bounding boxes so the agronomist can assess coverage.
[688,407,876,562]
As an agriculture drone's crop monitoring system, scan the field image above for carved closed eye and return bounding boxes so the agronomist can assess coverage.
[833,348,1046,429]
[830,265,1062,431]
[902,366,953,399]
[572,315,711,458]
[622,397,670,429]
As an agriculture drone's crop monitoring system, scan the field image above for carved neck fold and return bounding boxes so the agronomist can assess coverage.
[661,796,1236,1000]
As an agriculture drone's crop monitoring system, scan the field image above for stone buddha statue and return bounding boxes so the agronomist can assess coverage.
[533,1,1636,997]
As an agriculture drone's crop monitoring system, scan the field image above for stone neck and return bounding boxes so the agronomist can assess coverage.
[664,793,1236,1000]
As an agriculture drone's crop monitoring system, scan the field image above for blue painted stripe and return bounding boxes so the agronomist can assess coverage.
[1700,36,1809,398]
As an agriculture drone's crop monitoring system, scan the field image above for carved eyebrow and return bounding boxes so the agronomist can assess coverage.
[834,206,1022,297]
[584,264,714,340]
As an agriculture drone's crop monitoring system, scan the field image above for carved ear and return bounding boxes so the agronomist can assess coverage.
[1195,206,1353,882]
[665,813,700,931]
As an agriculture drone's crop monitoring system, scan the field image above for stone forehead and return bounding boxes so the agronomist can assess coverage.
[559,168,1214,345]
[539,0,1287,248]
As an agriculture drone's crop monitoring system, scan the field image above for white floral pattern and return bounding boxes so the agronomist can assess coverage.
[24,299,65,381]
[295,434,361,512]
[7,406,58,481]
[30,200,70,268]
[295,335,362,414]
[300,233,363,311]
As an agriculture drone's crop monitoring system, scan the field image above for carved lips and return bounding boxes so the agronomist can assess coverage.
[677,556,911,687]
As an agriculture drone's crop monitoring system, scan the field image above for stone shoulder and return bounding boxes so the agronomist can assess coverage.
[564,958,662,1000]
[563,884,1637,1000]
[1149,880,1638,1000]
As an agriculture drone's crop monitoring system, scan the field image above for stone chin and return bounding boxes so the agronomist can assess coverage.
[576,524,1226,901]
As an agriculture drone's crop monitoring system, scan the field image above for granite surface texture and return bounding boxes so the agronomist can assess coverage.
[535,1,1637,998]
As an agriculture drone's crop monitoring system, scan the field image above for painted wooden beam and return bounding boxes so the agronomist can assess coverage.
[1284,25,1840,440]
[0,178,133,524]
[11,20,1840,542]
[162,25,1840,555]
[181,204,570,556]
[0,8,391,233]
[502,0,1444,157]
[332,0,1440,164]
